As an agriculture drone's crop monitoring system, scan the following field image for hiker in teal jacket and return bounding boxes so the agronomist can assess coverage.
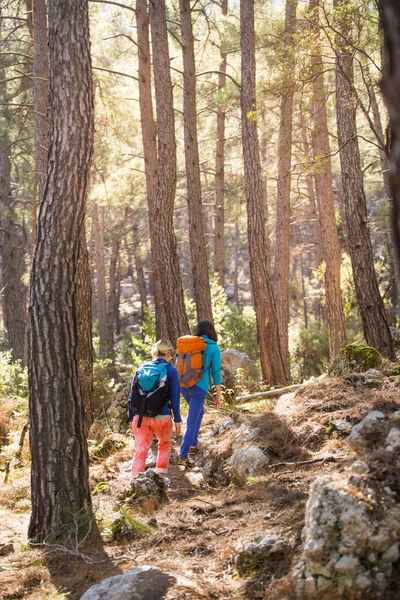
[178,320,221,467]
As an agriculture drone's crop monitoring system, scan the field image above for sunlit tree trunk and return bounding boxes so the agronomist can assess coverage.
[28,0,93,542]
[149,0,189,345]
[136,0,168,339]
[214,0,228,288]
[105,232,119,363]
[334,0,395,359]
[132,219,149,321]
[93,205,107,357]
[273,0,297,377]
[240,0,288,385]
[179,0,213,321]
[309,0,347,360]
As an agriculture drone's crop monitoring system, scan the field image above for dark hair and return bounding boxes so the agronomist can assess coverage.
[194,320,218,342]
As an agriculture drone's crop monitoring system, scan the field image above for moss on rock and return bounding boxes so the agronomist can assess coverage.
[89,432,127,462]
[329,344,381,377]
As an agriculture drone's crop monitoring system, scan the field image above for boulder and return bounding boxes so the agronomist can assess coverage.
[79,566,175,600]
[221,349,252,389]
[235,533,289,576]
[329,344,381,377]
[225,446,269,483]
[347,411,387,454]
[293,414,400,599]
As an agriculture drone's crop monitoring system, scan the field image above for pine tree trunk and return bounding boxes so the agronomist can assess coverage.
[136,0,168,340]
[132,220,149,321]
[28,0,93,542]
[214,1,228,288]
[379,0,400,260]
[105,233,118,362]
[0,146,26,363]
[365,65,398,320]
[309,0,347,360]
[240,0,289,385]
[334,0,395,359]
[273,0,297,377]
[33,0,50,205]
[149,0,189,345]
[77,226,93,434]
[179,0,213,321]
[93,205,107,357]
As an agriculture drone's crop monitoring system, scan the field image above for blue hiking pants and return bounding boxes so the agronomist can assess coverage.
[179,385,208,458]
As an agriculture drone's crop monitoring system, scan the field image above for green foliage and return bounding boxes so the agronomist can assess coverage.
[222,305,259,363]
[93,359,116,414]
[329,344,381,377]
[0,351,28,400]
[89,432,127,462]
[92,481,110,495]
[291,322,330,382]
[116,307,156,370]
[106,507,151,541]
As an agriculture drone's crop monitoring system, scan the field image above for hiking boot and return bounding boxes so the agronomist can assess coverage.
[177,457,195,468]
[162,476,171,487]
[189,446,199,455]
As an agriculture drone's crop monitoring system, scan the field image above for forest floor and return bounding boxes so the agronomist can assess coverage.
[1,372,400,600]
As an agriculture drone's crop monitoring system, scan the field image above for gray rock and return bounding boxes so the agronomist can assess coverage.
[366,369,384,378]
[79,566,175,600]
[220,349,252,388]
[347,411,387,453]
[385,428,400,452]
[330,419,352,434]
[226,446,269,482]
[292,472,400,599]
[235,533,289,576]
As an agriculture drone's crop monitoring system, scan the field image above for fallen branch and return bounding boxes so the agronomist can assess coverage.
[266,456,352,469]
[235,384,305,403]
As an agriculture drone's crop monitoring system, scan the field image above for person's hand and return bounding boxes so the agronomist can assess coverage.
[215,395,222,410]
[174,422,182,436]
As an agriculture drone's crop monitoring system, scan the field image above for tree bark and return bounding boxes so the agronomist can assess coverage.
[240,0,288,385]
[364,64,398,320]
[334,0,395,359]
[105,232,118,363]
[28,0,93,542]
[379,0,400,277]
[149,0,189,345]
[214,1,228,288]
[93,205,107,357]
[0,27,27,364]
[309,0,347,360]
[0,146,26,363]
[131,220,149,321]
[77,226,93,434]
[179,0,213,321]
[33,0,50,205]
[273,0,297,378]
[136,0,168,340]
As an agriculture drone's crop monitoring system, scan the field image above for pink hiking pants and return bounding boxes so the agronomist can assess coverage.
[130,415,173,477]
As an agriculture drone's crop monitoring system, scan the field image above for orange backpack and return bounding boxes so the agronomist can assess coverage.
[175,335,207,388]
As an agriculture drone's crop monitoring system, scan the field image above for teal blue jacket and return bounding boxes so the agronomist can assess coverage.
[196,336,221,393]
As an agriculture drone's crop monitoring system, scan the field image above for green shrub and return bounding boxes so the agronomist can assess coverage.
[291,323,329,382]
[0,351,28,400]
[116,307,155,370]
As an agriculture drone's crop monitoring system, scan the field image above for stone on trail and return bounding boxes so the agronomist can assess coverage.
[235,533,289,576]
[226,446,269,482]
[79,566,175,600]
